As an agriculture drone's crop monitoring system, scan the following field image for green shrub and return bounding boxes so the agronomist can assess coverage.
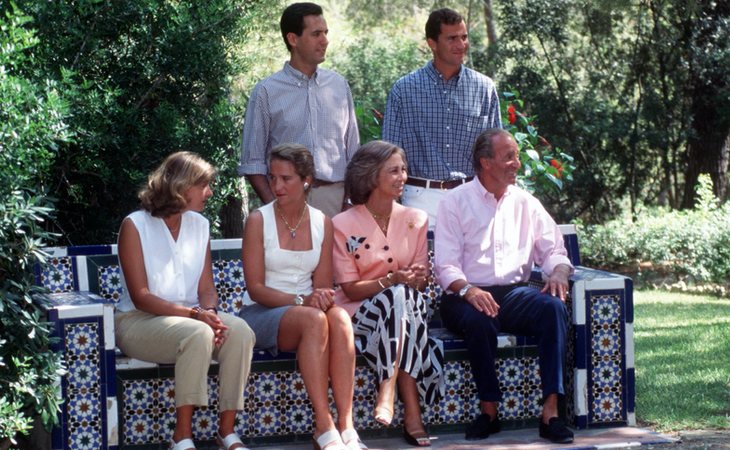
[1,5,67,446]
[329,34,422,143]
[580,175,730,289]
[14,0,253,243]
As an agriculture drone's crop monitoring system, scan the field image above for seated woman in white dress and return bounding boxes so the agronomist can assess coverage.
[239,144,365,450]
[115,151,255,450]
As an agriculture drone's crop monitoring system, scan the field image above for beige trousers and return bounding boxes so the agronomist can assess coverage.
[308,182,345,217]
[114,310,255,410]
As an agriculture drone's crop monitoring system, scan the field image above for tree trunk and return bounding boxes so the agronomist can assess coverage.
[483,0,498,46]
[682,118,730,208]
[681,1,730,208]
[219,177,249,239]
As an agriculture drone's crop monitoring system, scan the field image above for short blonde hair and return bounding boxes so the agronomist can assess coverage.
[139,151,216,217]
[345,141,406,205]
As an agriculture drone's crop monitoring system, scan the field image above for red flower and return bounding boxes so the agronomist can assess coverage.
[550,159,564,178]
[507,104,517,125]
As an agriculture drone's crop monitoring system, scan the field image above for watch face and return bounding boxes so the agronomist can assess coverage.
[295,295,304,305]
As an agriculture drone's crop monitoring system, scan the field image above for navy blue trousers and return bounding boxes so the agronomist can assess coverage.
[440,284,569,403]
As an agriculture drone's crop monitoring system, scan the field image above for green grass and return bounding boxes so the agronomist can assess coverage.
[634,290,730,431]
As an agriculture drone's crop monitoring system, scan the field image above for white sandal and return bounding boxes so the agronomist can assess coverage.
[216,432,249,450]
[169,437,196,450]
[341,428,368,450]
[313,429,347,450]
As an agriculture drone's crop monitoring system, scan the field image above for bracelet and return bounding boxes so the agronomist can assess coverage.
[189,306,203,320]
[386,272,394,286]
[377,277,386,289]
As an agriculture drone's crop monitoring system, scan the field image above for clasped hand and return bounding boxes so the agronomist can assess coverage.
[392,264,428,290]
[305,288,335,311]
[198,310,228,347]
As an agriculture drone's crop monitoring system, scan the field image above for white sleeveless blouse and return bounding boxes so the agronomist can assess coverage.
[242,202,324,306]
[116,210,209,312]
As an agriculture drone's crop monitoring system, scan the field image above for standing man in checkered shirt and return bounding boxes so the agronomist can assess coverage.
[239,2,359,217]
[382,8,502,228]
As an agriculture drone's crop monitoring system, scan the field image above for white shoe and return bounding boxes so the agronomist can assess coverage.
[169,437,195,450]
[216,432,249,450]
[313,429,347,450]
[341,428,368,450]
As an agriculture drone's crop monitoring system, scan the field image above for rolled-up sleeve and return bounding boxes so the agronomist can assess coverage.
[238,83,270,176]
[344,81,360,161]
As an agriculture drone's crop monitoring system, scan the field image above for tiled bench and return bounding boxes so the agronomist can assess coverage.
[37,225,635,450]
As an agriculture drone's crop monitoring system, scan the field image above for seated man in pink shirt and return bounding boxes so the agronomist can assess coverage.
[434,128,575,444]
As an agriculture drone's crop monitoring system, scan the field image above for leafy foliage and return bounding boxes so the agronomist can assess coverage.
[488,0,730,218]
[13,0,261,243]
[0,5,67,444]
[501,89,575,208]
[580,175,730,288]
[329,34,423,143]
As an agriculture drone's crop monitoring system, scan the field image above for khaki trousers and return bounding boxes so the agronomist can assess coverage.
[115,310,255,410]
[308,182,345,217]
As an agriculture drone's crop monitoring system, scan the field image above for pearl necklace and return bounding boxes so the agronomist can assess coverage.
[276,201,307,239]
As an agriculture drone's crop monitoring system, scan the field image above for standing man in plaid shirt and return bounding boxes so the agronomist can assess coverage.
[382,8,502,228]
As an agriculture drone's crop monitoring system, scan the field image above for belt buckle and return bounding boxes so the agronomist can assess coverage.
[439,180,447,190]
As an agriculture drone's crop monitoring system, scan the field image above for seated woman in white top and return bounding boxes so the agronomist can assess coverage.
[239,144,364,450]
[115,152,255,450]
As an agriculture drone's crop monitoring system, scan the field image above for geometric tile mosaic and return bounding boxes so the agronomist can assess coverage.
[588,292,625,424]
[42,257,75,293]
[213,259,246,315]
[119,358,547,446]
[62,319,109,450]
[97,265,123,303]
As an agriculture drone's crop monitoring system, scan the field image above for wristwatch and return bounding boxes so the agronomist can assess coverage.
[294,295,304,306]
[458,284,474,298]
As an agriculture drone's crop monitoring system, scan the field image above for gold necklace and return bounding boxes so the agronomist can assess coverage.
[276,201,307,239]
[365,204,391,235]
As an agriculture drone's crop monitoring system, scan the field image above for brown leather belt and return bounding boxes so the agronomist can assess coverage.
[405,176,472,190]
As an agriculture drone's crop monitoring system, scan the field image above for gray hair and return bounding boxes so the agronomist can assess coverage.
[346,141,407,205]
[472,128,513,173]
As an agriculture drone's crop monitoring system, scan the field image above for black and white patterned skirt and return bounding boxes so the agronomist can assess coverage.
[351,284,444,404]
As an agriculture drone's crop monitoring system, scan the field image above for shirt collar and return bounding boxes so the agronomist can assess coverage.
[472,177,514,204]
[426,60,463,84]
[283,61,320,85]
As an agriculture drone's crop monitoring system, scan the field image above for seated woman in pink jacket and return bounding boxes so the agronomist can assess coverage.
[332,141,444,447]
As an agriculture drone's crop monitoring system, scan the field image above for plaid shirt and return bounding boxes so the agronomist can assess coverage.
[239,62,359,182]
[383,61,502,180]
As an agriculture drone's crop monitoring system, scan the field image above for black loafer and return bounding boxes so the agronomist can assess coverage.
[465,413,501,440]
[539,417,574,443]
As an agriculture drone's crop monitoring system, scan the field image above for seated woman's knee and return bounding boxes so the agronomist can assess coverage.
[227,317,256,347]
[325,305,354,333]
[298,306,329,329]
[184,321,215,349]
